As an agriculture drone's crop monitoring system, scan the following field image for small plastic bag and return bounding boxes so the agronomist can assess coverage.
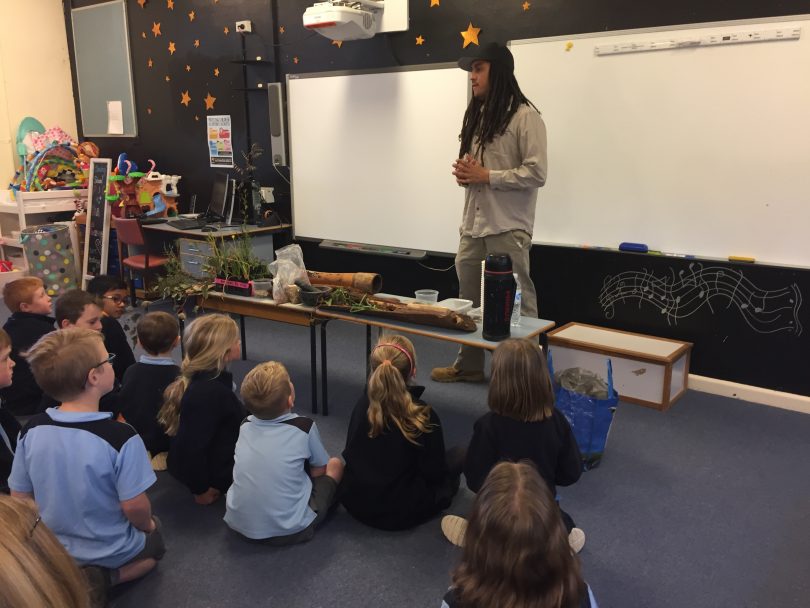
[268,244,310,303]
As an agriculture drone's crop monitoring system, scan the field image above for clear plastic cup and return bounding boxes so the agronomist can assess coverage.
[414,289,439,303]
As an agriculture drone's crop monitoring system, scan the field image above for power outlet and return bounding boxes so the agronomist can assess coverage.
[236,20,252,33]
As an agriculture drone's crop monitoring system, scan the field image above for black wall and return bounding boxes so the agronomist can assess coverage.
[67,0,810,394]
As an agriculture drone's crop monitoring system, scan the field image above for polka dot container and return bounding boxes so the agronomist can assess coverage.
[21,224,79,296]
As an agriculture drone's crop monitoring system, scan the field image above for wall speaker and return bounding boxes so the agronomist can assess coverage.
[267,82,287,166]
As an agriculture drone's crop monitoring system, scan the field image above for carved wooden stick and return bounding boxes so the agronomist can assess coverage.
[307,271,382,294]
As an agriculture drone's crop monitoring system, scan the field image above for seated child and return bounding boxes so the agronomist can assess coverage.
[159,314,245,505]
[225,361,343,544]
[441,462,599,608]
[444,338,585,552]
[341,334,461,530]
[42,290,120,416]
[0,329,20,493]
[87,275,136,382]
[9,328,165,596]
[119,312,180,469]
[0,278,54,415]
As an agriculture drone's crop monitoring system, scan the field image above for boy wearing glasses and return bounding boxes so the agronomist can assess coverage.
[87,276,136,382]
[9,328,165,598]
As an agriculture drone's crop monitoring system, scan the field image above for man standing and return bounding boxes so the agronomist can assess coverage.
[432,42,548,383]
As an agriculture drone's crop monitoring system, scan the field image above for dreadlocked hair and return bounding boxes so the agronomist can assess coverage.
[458,64,538,161]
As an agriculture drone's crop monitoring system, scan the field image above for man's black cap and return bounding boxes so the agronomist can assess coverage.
[458,42,514,73]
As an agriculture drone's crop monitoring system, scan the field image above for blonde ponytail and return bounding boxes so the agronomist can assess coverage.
[366,335,434,444]
[158,314,239,436]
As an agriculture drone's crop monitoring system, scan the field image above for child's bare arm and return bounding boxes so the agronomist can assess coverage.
[10,490,34,500]
[120,492,156,532]
[309,465,326,478]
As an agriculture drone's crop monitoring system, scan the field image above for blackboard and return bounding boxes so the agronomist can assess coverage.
[510,15,810,266]
[534,245,810,395]
[82,158,112,288]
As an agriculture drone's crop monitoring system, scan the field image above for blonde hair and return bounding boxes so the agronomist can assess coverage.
[0,328,10,351]
[240,361,292,419]
[24,328,105,402]
[159,314,239,435]
[367,334,434,445]
[488,338,555,422]
[0,495,90,608]
[3,277,44,313]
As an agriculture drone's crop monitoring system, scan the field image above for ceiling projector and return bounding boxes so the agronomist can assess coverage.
[303,1,381,41]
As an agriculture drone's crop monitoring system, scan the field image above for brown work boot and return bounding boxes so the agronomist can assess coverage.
[430,366,485,383]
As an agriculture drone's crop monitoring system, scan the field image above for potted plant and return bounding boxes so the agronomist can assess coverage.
[206,230,270,296]
[233,143,263,224]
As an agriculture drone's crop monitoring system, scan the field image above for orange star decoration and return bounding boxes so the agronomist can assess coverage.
[151,22,161,37]
[204,93,216,110]
[430,0,440,6]
[293,56,300,64]
[185,65,191,72]
[188,11,195,22]
[460,23,481,48]
[137,0,147,7]
[522,1,530,10]
[141,32,147,39]
[167,0,174,9]
[194,39,200,48]
[224,26,230,35]
[332,40,343,48]
[279,26,285,34]
[180,91,191,107]
[147,58,153,68]
[147,107,152,115]
[415,35,425,45]
[213,67,220,77]
[195,115,200,122]
[165,75,171,82]
[168,41,176,55]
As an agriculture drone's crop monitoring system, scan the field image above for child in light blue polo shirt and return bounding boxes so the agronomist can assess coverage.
[225,361,344,544]
[9,327,165,597]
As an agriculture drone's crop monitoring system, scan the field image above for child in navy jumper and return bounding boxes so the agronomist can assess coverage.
[341,335,461,530]
[0,278,54,415]
[442,338,585,552]
[119,312,180,470]
[159,314,245,505]
[9,328,165,593]
[87,275,136,382]
[0,328,19,493]
[441,462,599,608]
[226,361,343,544]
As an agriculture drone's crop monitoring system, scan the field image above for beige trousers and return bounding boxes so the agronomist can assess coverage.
[452,230,538,373]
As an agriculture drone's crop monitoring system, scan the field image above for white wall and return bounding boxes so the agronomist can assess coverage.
[0,0,78,187]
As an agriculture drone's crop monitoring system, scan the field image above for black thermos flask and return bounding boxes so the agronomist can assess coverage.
[482,253,516,341]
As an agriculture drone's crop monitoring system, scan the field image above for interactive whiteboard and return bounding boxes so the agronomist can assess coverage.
[511,15,810,266]
[288,65,469,255]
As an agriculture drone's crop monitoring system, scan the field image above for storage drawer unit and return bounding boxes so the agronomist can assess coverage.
[548,322,692,411]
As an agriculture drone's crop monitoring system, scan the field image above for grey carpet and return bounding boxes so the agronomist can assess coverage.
[5,306,808,607]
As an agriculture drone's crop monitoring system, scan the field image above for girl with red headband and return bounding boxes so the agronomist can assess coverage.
[341,334,462,530]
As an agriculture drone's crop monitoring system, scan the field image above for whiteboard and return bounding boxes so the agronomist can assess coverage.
[511,16,810,266]
[288,65,469,254]
[71,0,137,137]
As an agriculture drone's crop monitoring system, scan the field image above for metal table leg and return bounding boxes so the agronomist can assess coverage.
[310,323,318,414]
[365,325,372,378]
[321,321,328,416]
[239,314,247,360]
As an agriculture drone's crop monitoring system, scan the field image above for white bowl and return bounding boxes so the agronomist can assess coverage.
[438,298,473,314]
